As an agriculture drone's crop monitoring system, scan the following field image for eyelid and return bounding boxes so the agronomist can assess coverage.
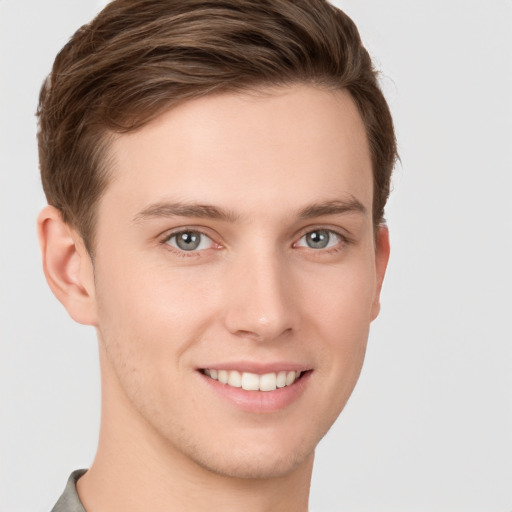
[294,224,351,241]
[159,226,222,254]
[160,225,216,241]
[292,226,352,251]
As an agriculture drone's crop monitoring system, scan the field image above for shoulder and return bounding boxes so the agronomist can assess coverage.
[50,470,87,512]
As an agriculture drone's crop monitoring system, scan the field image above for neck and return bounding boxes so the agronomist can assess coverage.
[77,346,313,512]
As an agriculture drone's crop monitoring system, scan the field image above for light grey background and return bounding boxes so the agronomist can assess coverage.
[1,1,511,511]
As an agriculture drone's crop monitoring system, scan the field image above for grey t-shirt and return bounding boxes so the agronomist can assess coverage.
[51,470,87,512]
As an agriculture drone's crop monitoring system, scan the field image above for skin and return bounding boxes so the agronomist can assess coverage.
[38,84,389,512]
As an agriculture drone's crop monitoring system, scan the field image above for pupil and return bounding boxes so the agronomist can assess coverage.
[307,230,329,249]
[176,231,200,250]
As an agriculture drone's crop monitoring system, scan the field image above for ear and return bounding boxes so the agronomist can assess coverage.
[37,205,98,326]
[370,225,390,321]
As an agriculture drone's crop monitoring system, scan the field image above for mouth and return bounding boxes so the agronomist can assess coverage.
[198,365,313,412]
[200,368,308,391]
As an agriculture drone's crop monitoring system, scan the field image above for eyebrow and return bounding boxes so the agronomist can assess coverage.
[133,196,367,224]
[298,198,367,219]
[133,202,239,223]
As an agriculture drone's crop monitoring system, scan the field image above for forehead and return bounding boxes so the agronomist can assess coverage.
[101,85,373,221]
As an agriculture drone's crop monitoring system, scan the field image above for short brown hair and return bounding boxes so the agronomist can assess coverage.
[37,0,397,252]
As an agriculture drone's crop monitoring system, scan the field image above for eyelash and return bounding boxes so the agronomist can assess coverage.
[294,227,352,254]
[160,229,219,258]
[159,227,351,257]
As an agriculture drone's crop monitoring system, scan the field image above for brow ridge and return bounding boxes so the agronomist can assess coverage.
[298,198,367,219]
[133,202,239,223]
[133,197,366,224]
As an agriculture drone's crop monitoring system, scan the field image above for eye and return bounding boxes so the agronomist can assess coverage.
[165,230,214,252]
[295,229,342,250]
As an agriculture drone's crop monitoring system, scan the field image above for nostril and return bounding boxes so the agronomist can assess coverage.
[231,326,294,343]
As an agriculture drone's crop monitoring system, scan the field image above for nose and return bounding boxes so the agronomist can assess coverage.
[222,248,297,342]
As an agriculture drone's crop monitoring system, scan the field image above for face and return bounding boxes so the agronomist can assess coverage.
[90,84,388,479]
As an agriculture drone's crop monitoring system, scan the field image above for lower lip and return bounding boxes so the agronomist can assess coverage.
[199,371,312,413]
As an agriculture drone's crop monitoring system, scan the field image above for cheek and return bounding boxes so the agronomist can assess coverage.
[93,254,220,369]
[93,256,223,426]
[302,253,376,332]
[300,255,375,390]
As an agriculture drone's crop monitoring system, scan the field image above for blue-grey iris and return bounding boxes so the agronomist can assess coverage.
[175,231,201,250]
[306,230,330,249]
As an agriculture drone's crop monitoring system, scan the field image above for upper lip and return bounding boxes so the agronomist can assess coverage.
[197,361,312,374]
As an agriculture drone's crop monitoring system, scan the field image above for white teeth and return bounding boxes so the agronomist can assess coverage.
[241,372,259,391]
[259,373,277,391]
[204,368,303,391]
[227,370,242,387]
[276,371,287,388]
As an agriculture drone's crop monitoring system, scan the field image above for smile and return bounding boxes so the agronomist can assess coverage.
[202,369,304,391]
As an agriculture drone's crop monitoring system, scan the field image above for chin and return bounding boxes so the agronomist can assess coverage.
[190,443,315,480]
[165,422,323,480]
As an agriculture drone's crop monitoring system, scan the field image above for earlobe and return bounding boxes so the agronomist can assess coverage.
[370,225,390,321]
[37,205,98,326]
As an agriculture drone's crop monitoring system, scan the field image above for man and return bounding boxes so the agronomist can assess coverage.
[37,0,397,510]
